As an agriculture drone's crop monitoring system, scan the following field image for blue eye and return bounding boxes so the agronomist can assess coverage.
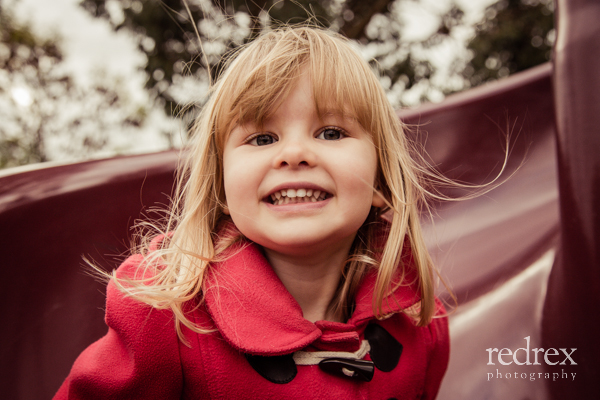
[317,128,344,140]
[250,134,277,146]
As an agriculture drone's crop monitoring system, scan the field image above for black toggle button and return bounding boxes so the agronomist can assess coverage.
[318,358,375,382]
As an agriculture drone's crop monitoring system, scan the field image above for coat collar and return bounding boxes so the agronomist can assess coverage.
[203,235,420,356]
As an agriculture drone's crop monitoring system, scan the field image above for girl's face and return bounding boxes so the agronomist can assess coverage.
[222,73,383,257]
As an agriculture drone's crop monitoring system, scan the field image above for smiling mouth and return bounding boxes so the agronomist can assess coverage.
[268,188,330,205]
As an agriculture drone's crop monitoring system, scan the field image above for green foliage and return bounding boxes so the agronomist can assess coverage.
[78,0,397,115]
[79,1,317,115]
[0,6,63,166]
[0,5,149,169]
[80,0,554,109]
[464,0,554,86]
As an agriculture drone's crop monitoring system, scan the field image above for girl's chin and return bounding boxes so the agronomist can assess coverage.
[254,229,358,257]
[261,235,330,250]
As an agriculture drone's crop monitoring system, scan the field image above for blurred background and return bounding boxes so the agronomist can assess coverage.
[0,0,554,170]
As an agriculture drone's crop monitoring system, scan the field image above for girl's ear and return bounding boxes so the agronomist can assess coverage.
[372,190,386,208]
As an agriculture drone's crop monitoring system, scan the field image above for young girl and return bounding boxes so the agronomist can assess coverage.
[55,27,449,399]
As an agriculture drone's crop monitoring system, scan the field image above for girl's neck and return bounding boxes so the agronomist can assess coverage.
[263,241,354,323]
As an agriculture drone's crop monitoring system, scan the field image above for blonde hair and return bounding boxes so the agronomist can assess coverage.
[112,26,444,342]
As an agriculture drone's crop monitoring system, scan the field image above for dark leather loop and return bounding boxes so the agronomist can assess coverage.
[364,324,403,372]
[245,354,297,384]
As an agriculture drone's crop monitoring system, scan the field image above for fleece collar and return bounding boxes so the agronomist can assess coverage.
[202,239,420,356]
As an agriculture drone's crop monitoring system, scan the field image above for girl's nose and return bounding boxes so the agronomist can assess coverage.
[272,137,316,169]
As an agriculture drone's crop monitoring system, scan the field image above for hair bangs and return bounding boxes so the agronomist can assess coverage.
[212,30,313,145]
[308,33,382,137]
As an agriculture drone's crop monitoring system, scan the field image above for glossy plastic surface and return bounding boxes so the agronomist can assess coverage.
[0,152,179,399]
[403,64,559,400]
[542,0,600,397]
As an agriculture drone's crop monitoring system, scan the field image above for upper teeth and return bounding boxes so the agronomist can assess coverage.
[270,188,327,204]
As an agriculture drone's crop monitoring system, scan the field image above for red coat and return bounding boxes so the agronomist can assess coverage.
[54,240,449,399]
